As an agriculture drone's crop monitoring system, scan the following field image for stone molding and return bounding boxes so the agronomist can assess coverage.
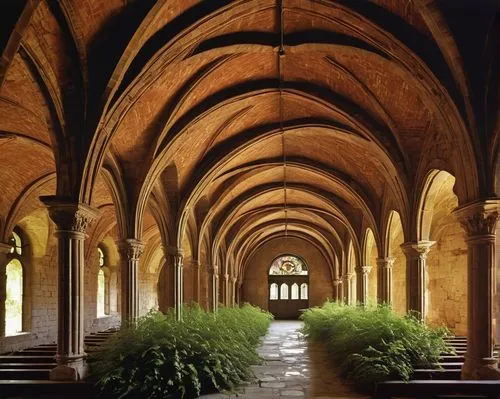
[40,197,99,234]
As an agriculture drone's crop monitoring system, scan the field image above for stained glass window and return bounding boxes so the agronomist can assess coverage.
[291,283,299,300]
[269,255,307,275]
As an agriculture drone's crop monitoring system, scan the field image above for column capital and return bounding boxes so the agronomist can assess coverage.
[344,272,354,280]
[191,259,201,268]
[361,265,372,274]
[230,276,237,284]
[119,238,144,260]
[453,199,500,238]
[224,273,230,281]
[41,197,99,234]
[401,241,436,260]
[165,245,184,257]
[377,257,395,268]
[333,279,342,286]
[208,264,218,273]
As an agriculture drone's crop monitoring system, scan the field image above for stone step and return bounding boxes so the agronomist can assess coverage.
[434,362,464,370]
[0,368,51,380]
[12,350,57,357]
[412,369,462,380]
[439,355,465,362]
[0,363,56,369]
[0,356,55,364]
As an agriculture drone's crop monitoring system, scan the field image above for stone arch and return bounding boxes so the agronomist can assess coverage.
[385,210,406,315]
[363,228,378,303]
[418,170,467,335]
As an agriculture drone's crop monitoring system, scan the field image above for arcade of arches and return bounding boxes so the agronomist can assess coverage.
[0,0,499,383]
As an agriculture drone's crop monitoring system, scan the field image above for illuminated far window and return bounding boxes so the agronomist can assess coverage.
[280,283,289,300]
[97,269,105,317]
[300,283,308,300]
[269,283,279,300]
[98,247,105,267]
[8,231,22,255]
[5,259,23,335]
[291,283,299,300]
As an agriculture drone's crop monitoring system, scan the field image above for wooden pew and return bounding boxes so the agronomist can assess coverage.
[375,380,500,399]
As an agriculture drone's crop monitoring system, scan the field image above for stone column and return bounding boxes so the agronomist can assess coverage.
[41,198,99,381]
[192,260,201,303]
[343,273,354,304]
[356,266,372,305]
[209,265,219,311]
[166,247,183,320]
[119,239,144,325]
[230,277,237,306]
[236,279,243,305]
[377,257,394,304]
[223,274,230,306]
[454,199,500,379]
[401,241,435,319]
[0,243,13,338]
[333,279,341,301]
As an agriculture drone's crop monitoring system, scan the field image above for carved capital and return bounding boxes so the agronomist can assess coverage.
[41,197,99,234]
[377,257,395,268]
[165,245,184,257]
[173,254,183,268]
[208,264,218,274]
[120,239,144,261]
[191,259,201,268]
[333,279,342,286]
[453,199,500,238]
[361,265,372,274]
[401,241,435,261]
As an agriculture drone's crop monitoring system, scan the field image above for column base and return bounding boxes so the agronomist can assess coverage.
[50,357,88,381]
[462,357,500,380]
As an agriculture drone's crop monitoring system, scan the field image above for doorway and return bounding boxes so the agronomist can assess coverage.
[268,254,309,319]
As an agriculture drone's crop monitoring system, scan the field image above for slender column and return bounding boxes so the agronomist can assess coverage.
[166,247,183,320]
[209,265,219,311]
[223,274,230,306]
[337,279,344,302]
[236,280,243,305]
[401,241,435,319]
[0,243,13,338]
[377,257,394,304]
[41,198,99,381]
[333,279,341,301]
[454,200,500,379]
[192,260,201,303]
[119,239,144,325]
[356,266,372,305]
[230,277,237,306]
[343,273,354,304]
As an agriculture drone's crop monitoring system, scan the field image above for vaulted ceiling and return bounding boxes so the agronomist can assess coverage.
[0,0,498,279]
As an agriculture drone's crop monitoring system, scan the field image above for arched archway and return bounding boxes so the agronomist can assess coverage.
[386,211,406,314]
[268,254,309,319]
[364,228,378,303]
[418,170,467,335]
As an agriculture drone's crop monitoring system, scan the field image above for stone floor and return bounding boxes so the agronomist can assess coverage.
[199,320,369,398]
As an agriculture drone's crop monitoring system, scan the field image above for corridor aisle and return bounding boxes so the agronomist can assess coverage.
[200,320,368,398]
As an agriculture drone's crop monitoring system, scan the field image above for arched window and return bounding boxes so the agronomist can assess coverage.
[97,247,109,316]
[269,255,308,275]
[280,283,289,300]
[300,283,308,300]
[5,259,23,335]
[269,283,279,300]
[8,231,22,255]
[291,283,299,300]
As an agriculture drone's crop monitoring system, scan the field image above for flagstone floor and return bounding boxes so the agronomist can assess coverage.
[199,320,369,398]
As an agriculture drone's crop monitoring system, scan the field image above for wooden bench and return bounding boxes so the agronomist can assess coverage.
[0,380,96,398]
[375,380,500,399]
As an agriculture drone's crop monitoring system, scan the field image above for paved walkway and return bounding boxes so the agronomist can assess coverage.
[200,320,369,398]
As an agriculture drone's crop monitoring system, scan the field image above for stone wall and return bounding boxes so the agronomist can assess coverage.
[426,222,467,335]
[242,236,333,312]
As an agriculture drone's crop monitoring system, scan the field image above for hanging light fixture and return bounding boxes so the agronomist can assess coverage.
[278,0,288,245]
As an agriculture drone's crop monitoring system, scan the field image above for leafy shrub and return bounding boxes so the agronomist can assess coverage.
[300,301,451,391]
[89,303,273,398]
